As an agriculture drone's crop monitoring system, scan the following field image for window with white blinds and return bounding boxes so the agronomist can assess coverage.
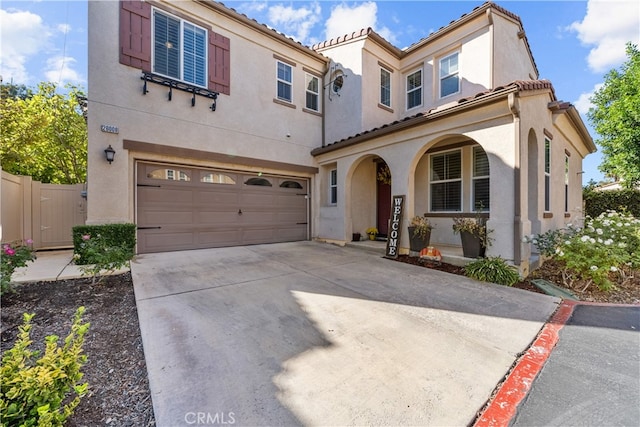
[544,139,551,211]
[153,10,207,87]
[430,150,462,211]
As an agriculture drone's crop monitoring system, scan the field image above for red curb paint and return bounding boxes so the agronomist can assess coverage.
[473,300,576,427]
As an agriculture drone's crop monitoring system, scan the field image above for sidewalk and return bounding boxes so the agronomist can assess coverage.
[11,249,129,283]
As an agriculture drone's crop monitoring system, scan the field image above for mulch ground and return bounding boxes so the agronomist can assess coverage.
[1,254,636,426]
[0,273,155,426]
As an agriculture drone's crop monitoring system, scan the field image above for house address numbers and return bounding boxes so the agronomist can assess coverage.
[100,124,119,134]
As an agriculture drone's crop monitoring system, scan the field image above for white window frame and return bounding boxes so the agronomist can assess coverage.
[152,8,208,87]
[544,138,551,212]
[380,67,391,107]
[277,61,293,103]
[406,68,422,110]
[439,52,460,98]
[329,169,337,205]
[305,73,320,111]
[429,149,462,212]
[472,146,490,212]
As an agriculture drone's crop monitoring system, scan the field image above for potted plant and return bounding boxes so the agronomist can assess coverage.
[452,216,493,258]
[408,215,433,253]
[365,227,378,240]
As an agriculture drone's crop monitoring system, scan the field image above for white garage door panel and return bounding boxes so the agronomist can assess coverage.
[136,162,308,253]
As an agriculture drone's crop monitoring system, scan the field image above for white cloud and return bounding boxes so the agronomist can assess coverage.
[43,56,84,86]
[268,2,321,44]
[0,8,52,83]
[568,0,640,73]
[574,82,603,116]
[238,1,267,14]
[57,23,71,34]
[325,2,397,45]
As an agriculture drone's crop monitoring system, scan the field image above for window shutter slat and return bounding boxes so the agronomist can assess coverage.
[209,31,230,95]
[120,0,151,71]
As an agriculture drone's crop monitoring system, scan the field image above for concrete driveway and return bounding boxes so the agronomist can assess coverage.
[131,241,559,426]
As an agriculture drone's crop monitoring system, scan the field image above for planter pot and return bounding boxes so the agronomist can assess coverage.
[460,231,486,258]
[368,234,377,241]
[352,233,361,242]
[408,226,431,252]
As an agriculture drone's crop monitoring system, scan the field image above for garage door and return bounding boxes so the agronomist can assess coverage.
[136,162,309,253]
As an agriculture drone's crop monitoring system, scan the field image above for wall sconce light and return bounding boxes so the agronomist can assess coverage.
[104,145,116,164]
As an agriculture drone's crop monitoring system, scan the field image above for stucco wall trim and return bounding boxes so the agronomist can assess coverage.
[123,140,319,174]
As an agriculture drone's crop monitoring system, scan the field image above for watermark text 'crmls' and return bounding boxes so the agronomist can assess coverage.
[184,412,236,425]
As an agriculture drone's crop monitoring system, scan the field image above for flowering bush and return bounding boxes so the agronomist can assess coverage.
[526,210,640,291]
[74,233,133,284]
[1,240,36,294]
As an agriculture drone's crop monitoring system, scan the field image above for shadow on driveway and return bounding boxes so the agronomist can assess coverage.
[131,241,560,426]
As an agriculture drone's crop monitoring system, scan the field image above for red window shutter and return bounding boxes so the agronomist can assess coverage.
[209,31,230,95]
[120,0,151,71]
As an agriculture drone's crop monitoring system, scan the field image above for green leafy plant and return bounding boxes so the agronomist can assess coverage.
[1,240,36,295]
[409,216,433,239]
[73,233,134,284]
[1,307,90,426]
[583,187,640,218]
[464,257,520,286]
[452,216,493,248]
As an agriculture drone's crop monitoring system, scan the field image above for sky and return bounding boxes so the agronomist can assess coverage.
[1,0,639,185]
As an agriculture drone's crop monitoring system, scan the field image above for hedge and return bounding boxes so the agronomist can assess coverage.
[583,188,640,218]
[72,223,136,265]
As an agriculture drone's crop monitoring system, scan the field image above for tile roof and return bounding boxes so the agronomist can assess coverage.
[310,2,539,77]
[311,80,560,156]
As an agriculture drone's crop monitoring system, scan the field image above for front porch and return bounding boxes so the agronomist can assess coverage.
[345,238,472,267]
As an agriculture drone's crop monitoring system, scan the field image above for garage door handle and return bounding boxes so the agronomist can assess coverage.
[137,226,162,230]
[137,184,161,188]
[238,209,242,215]
[297,222,308,225]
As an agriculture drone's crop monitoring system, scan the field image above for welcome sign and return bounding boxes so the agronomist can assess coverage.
[385,195,404,258]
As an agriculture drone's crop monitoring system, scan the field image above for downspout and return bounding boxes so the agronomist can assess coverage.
[508,92,521,266]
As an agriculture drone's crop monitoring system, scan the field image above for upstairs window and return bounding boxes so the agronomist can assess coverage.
[440,52,459,98]
[473,147,490,211]
[305,73,319,111]
[153,10,207,87]
[380,67,391,107]
[406,69,422,110]
[277,61,293,102]
[430,150,462,212]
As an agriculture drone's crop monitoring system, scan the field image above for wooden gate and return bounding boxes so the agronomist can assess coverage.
[1,171,86,249]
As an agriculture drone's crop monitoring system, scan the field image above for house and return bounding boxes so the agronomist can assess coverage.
[87,0,596,275]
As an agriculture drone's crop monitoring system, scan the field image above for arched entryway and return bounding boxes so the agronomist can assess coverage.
[349,155,391,239]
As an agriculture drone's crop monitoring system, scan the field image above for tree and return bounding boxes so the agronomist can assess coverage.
[0,82,87,184]
[588,43,640,189]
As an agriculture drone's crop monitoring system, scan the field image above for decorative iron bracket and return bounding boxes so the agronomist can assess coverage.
[141,72,218,111]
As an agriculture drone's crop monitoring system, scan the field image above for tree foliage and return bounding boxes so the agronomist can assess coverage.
[588,43,640,189]
[0,82,87,184]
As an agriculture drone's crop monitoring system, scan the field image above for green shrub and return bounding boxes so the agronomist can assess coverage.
[464,257,521,286]
[583,188,640,218]
[72,223,136,265]
[1,307,90,426]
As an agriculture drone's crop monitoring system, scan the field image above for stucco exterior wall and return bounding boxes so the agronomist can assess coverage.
[88,0,326,224]
[492,14,538,84]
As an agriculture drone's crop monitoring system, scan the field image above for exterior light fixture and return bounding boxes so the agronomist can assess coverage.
[104,145,116,164]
